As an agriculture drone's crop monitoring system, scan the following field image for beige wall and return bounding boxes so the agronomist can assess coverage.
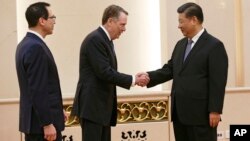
[0,0,18,98]
[14,0,164,99]
[0,99,20,141]
[242,0,250,86]
[1,0,250,98]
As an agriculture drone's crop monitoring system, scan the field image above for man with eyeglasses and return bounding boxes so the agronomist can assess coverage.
[15,2,66,141]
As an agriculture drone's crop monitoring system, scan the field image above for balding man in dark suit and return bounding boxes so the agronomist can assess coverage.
[71,5,149,141]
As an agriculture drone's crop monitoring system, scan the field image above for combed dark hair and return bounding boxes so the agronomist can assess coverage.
[25,2,50,28]
[102,5,128,25]
[177,2,203,23]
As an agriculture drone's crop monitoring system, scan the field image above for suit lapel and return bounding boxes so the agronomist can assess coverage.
[26,33,59,76]
[97,27,117,70]
[181,31,208,71]
[27,33,55,63]
[176,40,187,71]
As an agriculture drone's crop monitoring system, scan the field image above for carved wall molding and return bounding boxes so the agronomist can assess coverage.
[64,99,169,127]
[64,92,170,126]
[117,101,168,123]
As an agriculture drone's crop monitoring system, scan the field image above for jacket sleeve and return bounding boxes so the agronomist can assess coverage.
[24,44,53,127]
[208,41,228,113]
[85,37,132,89]
[147,59,173,88]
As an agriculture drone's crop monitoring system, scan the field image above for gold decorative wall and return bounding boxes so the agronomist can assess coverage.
[64,105,79,126]
[63,93,169,126]
[117,101,168,123]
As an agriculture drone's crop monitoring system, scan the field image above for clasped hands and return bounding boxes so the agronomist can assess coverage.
[135,72,149,87]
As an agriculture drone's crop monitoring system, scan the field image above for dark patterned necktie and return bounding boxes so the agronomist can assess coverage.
[110,41,117,69]
[110,41,116,56]
[184,39,193,61]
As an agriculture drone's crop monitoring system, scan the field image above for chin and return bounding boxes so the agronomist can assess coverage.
[117,34,121,39]
[48,31,53,35]
[182,33,187,37]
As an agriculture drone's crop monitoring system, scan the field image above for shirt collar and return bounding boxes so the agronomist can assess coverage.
[28,29,45,42]
[190,28,205,44]
[100,25,111,41]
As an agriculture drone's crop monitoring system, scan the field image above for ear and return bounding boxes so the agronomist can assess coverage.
[38,17,46,26]
[107,17,113,24]
[106,17,115,27]
[191,16,199,24]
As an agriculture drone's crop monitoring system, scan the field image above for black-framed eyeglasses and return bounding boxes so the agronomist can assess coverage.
[48,15,56,19]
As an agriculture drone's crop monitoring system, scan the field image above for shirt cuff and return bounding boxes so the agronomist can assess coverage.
[131,75,136,87]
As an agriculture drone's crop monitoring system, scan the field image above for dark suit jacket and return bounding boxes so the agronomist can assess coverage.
[15,32,65,133]
[147,30,228,125]
[71,27,132,126]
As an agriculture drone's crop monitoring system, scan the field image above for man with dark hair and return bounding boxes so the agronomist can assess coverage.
[71,4,149,141]
[138,2,228,141]
[16,2,65,141]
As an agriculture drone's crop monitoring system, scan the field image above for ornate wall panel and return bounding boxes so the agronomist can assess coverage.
[64,92,170,126]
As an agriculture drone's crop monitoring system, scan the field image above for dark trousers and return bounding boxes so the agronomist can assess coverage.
[173,120,217,141]
[25,132,62,141]
[80,118,111,141]
[172,99,217,141]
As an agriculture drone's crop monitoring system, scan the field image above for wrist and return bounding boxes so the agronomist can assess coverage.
[43,123,52,129]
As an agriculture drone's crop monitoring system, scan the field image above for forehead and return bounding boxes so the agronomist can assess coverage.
[117,12,127,22]
[178,13,187,20]
[46,6,53,15]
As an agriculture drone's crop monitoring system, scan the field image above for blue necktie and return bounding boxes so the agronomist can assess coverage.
[184,39,193,61]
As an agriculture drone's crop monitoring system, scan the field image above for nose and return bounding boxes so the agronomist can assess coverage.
[122,26,126,32]
[53,18,56,24]
[178,24,181,29]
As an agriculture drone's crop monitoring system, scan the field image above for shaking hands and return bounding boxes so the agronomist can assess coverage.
[135,72,150,87]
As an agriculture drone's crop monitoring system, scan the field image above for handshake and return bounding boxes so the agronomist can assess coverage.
[135,72,150,87]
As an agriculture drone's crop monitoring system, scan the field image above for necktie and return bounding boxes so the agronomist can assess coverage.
[110,41,117,69]
[184,39,193,61]
[110,41,116,56]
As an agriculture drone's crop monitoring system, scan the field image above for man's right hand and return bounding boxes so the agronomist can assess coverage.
[135,72,150,87]
[43,124,57,141]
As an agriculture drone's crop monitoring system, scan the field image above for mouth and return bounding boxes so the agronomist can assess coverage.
[117,32,122,37]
